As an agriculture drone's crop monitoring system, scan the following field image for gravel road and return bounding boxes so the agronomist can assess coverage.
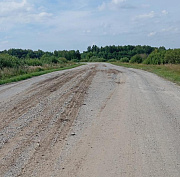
[0,63,180,177]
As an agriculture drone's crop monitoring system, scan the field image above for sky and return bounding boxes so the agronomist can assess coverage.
[0,0,180,52]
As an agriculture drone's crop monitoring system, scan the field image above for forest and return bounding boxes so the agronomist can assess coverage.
[1,45,180,69]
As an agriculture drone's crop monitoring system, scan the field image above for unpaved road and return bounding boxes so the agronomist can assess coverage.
[0,63,180,177]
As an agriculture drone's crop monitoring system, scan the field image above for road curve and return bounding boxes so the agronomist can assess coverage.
[0,63,180,177]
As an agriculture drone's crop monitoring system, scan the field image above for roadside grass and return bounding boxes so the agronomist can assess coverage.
[111,62,180,85]
[0,64,82,85]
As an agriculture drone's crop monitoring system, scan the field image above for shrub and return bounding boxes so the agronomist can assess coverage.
[25,59,42,66]
[58,57,68,63]
[143,49,166,64]
[120,57,129,63]
[0,54,20,68]
[164,49,180,64]
[89,56,106,62]
[129,54,143,63]
[40,55,59,64]
[80,58,88,62]
[108,58,117,62]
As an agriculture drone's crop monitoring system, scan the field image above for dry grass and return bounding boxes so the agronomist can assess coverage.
[0,63,82,85]
[164,64,180,72]
[0,64,68,80]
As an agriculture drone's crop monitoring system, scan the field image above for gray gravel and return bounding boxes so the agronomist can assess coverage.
[0,63,180,177]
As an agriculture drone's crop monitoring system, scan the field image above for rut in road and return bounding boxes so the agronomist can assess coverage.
[0,65,97,177]
[1,63,180,177]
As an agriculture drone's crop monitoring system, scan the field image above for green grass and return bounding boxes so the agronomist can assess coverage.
[0,64,82,85]
[111,62,180,85]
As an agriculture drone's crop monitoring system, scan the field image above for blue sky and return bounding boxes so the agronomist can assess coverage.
[0,0,180,52]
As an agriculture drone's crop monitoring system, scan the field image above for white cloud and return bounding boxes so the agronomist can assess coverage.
[162,27,179,33]
[134,11,155,20]
[133,10,170,22]
[83,29,91,34]
[0,40,10,51]
[0,0,31,15]
[148,32,156,37]
[98,2,106,11]
[38,12,52,18]
[112,0,126,5]
[98,0,134,11]
[161,10,168,15]
[147,26,179,38]
[0,0,53,26]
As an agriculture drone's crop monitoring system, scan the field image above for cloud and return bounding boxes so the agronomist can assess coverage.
[161,27,179,33]
[161,10,168,15]
[148,32,156,37]
[112,0,126,5]
[133,10,169,22]
[147,26,179,38]
[50,10,92,34]
[83,29,91,35]
[98,0,135,11]
[0,0,53,26]
[141,4,150,8]
[98,2,106,11]
[38,12,52,18]
[0,40,10,51]
[0,0,31,15]
[134,11,155,20]
[0,0,179,51]
[1,40,9,44]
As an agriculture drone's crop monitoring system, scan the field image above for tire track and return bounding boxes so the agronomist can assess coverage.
[0,66,97,177]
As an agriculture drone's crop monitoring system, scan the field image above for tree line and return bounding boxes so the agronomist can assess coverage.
[81,45,180,64]
[0,45,180,69]
[0,49,81,68]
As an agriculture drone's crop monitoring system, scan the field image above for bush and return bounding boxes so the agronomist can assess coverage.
[40,55,59,64]
[25,59,42,66]
[80,58,88,62]
[129,54,143,63]
[0,54,20,68]
[58,57,68,63]
[143,49,166,65]
[108,58,117,62]
[89,56,106,62]
[164,49,180,64]
[51,56,59,63]
[120,57,129,63]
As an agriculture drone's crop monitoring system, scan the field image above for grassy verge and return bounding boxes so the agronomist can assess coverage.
[111,62,180,85]
[0,64,82,85]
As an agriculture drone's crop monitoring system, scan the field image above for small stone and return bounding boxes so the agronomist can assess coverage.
[71,133,76,136]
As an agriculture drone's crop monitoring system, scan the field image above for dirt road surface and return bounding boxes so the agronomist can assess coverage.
[0,63,180,177]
